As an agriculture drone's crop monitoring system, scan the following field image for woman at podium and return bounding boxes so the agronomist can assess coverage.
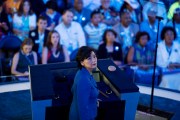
[69,46,99,120]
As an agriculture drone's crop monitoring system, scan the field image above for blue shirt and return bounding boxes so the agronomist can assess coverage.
[140,20,164,50]
[69,67,99,120]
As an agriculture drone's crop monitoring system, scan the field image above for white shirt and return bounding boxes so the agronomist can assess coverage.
[157,41,180,68]
[122,26,133,49]
[38,32,45,55]
[143,1,167,24]
[55,21,86,55]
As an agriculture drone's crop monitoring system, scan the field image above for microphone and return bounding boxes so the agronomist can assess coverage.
[156,16,164,20]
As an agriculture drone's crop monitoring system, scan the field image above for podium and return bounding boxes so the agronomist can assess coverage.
[29,59,139,120]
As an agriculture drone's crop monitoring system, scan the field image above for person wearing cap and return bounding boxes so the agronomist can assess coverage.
[166,7,180,43]
[40,0,61,31]
[140,7,164,50]
[70,0,92,27]
[167,0,180,20]
[120,0,141,23]
[97,0,119,27]
[142,0,167,24]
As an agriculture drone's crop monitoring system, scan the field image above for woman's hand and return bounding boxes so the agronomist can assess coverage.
[168,63,180,70]
[0,22,8,30]
[97,99,102,107]
[23,71,29,76]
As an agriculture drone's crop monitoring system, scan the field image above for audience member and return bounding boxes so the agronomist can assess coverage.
[110,0,124,12]
[3,0,22,28]
[84,10,107,49]
[29,16,49,63]
[55,9,86,55]
[121,0,141,23]
[166,7,180,42]
[12,0,37,41]
[127,32,153,66]
[127,31,158,85]
[11,38,37,76]
[30,0,46,17]
[140,7,164,50]
[167,0,180,20]
[70,0,92,27]
[113,9,139,57]
[0,1,11,39]
[143,0,167,24]
[42,30,70,64]
[157,26,180,69]
[97,0,119,27]
[157,26,180,90]
[56,0,74,14]
[40,0,61,31]
[4,0,22,15]
[97,29,123,66]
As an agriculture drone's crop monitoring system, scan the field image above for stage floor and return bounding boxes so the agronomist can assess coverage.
[0,81,179,120]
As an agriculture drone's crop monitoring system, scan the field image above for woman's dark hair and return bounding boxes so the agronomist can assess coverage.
[18,0,34,16]
[46,30,63,54]
[160,26,177,40]
[102,29,117,43]
[21,38,34,50]
[76,46,96,69]
[135,31,150,43]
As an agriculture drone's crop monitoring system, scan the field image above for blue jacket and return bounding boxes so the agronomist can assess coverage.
[69,67,99,120]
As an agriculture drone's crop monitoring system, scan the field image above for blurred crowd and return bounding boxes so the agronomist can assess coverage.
[0,0,180,89]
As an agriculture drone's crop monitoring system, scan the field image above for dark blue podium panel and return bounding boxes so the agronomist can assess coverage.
[97,59,139,93]
[29,62,78,101]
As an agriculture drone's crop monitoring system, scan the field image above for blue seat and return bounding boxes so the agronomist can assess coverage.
[70,49,79,61]
[0,35,22,76]
[0,35,22,50]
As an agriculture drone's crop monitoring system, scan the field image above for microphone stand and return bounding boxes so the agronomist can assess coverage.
[149,16,163,113]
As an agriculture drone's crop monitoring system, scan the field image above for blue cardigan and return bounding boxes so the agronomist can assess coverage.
[69,67,99,120]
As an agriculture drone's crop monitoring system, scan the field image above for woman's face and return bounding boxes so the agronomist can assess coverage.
[22,44,32,55]
[81,51,97,72]
[23,1,30,14]
[164,30,174,45]
[51,32,59,46]
[139,35,148,46]
[106,31,115,44]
